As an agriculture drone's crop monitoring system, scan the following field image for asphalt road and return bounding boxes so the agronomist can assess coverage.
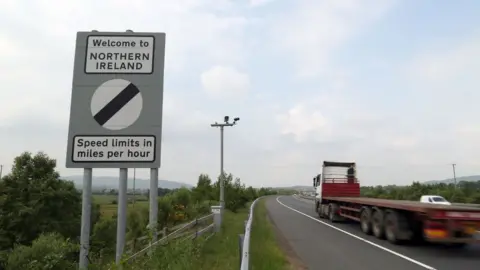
[265,196,480,270]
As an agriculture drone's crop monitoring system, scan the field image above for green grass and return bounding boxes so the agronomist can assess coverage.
[93,194,149,218]
[93,194,118,204]
[124,207,250,270]
[250,198,290,270]
[194,207,250,270]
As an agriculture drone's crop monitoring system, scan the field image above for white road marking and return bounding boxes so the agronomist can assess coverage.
[292,194,314,203]
[276,196,437,270]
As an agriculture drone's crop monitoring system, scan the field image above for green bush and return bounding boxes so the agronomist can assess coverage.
[195,201,211,216]
[6,232,77,270]
[158,196,174,229]
[126,207,149,252]
[90,218,117,260]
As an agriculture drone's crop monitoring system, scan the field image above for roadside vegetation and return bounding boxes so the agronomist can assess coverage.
[129,207,252,270]
[361,181,480,203]
[0,151,287,269]
[250,198,290,270]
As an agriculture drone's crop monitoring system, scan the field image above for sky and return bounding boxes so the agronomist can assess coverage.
[1,0,480,188]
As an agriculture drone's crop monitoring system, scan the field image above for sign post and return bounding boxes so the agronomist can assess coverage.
[66,30,166,269]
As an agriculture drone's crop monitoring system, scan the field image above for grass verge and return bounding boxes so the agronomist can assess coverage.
[194,207,250,270]
[250,198,290,270]
[124,207,250,270]
[123,199,290,270]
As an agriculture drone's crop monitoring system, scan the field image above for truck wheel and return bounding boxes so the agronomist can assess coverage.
[321,205,329,218]
[385,211,413,244]
[411,220,425,244]
[372,209,385,239]
[360,208,373,235]
[385,211,400,244]
[316,203,324,218]
[329,203,339,223]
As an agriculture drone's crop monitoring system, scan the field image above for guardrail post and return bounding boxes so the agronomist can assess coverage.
[211,205,222,232]
[162,226,167,239]
[238,234,244,268]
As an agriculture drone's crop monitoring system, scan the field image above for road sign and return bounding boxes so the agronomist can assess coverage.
[66,31,166,168]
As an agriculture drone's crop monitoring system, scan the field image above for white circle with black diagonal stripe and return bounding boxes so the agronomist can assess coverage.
[90,79,143,130]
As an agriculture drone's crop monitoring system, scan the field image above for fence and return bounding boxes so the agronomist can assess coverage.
[123,212,216,265]
[124,223,183,254]
[238,197,262,270]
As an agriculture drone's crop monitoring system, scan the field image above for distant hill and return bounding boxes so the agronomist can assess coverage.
[423,175,480,185]
[62,175,193,190]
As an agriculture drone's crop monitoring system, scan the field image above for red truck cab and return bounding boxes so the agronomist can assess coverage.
[313,161,360,201]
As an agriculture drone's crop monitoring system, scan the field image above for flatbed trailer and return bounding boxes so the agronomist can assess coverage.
[313,161,480,246]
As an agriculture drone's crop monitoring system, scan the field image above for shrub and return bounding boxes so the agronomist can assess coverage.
[90,218,117,260]
[6,232,77,270]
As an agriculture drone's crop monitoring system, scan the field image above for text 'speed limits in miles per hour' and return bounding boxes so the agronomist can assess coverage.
[72,135,156,162]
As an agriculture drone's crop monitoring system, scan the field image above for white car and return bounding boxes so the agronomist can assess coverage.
[420,195,451,205]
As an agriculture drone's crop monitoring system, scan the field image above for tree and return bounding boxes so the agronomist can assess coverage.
[360,180,480,204]
[0,152,82,254]
[157,187,173,197]
[192,174,214,203]
[173,187,192,208]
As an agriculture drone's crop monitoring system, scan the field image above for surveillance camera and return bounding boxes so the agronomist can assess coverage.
[234,117,240,122]
[224,116,229,123]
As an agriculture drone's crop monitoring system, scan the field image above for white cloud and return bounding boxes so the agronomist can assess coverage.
[408,38,480,84]
[276,103,330,143]
[269,0,396,78]
[389,136,419,149]
[249,0,276,7]
[201,65,250,99]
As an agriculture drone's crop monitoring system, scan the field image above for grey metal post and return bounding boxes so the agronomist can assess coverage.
[79,168,92,269]
[212,206,222,232]
[116,168,128,265]
[451,163,457,202]
[133,168,136,206]
[220,126,225,209]
[452,163,457,187]
[210,116,240,209]
[0,164,3,179]
[149,168,159,242]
